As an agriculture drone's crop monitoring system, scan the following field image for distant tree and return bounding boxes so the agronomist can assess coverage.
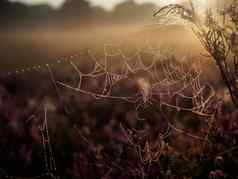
[0,0,30,28]
[62,0,91,13]
[113,0,156,23]
[0,0,13,22]
[0,0,11,12]
[60,0,93,24]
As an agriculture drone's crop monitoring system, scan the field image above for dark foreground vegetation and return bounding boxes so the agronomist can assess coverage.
[0,49,238,179]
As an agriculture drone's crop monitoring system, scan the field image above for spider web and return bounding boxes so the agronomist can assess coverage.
[1,43,217,178]
[50,44,217,166]
[2,106,58,179]
[56,44,215,118]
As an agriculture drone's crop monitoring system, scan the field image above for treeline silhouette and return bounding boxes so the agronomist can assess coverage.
[0,0,157,31]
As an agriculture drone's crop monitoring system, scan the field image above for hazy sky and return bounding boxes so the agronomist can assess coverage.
[10,0,182,10]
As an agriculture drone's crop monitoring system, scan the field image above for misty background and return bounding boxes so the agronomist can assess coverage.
[0,0,203,75]
[0,0,158,31]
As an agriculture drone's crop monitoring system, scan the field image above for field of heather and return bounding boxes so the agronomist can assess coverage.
[0,24,237,179]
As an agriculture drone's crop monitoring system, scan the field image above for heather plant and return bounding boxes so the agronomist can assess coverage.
[154,0,238,108]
